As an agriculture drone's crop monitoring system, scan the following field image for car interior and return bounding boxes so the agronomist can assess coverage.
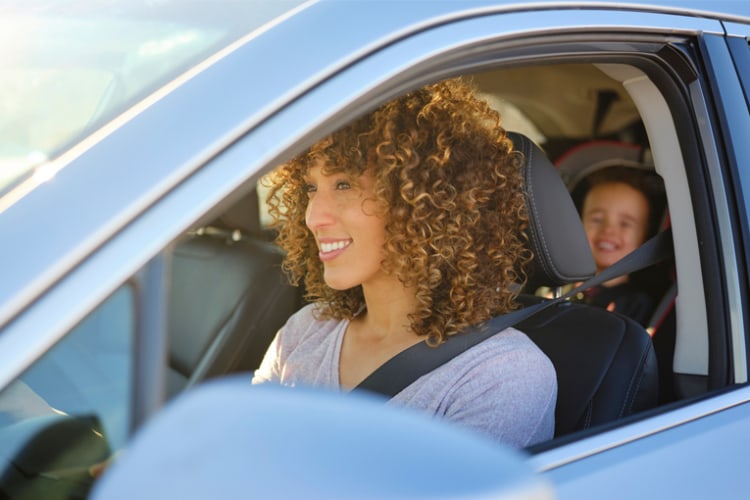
[0,55,728,498]
[161,61,696,440]
[163,61,702,433]
[166,194,301,397]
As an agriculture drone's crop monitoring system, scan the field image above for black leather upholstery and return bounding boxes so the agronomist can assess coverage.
[508,132,659,437]
[167,190,300,396]
[518,298,659,436]
[509,132,596,290]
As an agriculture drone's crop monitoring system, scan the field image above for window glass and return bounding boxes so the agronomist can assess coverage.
[0,0,308,195]
[0,285,134,499]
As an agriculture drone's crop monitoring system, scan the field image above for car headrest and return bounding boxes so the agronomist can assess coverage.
[211,189,263,238]
[555,140,649,193]
[507,132,596,289]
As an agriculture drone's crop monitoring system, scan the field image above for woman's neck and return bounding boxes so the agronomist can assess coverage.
[338,277,421,389]
[357,277,418,341]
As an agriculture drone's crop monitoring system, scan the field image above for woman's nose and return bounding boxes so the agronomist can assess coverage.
[305,191,335,230]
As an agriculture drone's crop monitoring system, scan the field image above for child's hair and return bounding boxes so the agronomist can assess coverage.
[576,166,666,239]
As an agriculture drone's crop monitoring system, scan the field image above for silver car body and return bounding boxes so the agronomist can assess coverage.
[1,1,749,498]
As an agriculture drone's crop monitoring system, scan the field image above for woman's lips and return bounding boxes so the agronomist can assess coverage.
[318,239,352,261]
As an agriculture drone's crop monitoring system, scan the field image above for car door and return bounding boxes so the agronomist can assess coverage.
[126,2,748,495]
[154,3,748,495]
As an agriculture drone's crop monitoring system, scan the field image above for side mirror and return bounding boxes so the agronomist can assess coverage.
[92,377,554,499]
[0,414,110,500]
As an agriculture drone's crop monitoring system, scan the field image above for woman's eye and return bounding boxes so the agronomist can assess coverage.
[335,180,351,190]
[303,183,317,195]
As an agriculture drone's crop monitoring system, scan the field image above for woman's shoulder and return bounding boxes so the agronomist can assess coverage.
[284,302,318,326]
[278,303,345,348]
[442,327,556,387]
[464,327,557,393]
[468,327,552,365]
[417,327,557,447]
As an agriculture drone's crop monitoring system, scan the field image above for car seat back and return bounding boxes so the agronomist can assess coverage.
[508,132,659,437]
[167,190,300,397]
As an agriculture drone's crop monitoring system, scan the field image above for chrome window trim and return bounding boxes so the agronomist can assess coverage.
[531,384,750,471]
[699,35,750,383]
[688,81,747,383]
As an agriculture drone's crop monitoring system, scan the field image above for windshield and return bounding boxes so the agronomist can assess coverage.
[0,0,308,195]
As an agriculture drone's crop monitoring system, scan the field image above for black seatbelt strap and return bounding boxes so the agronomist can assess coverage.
[354,228,673,398]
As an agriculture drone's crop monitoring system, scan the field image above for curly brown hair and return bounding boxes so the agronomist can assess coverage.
[265,77,532,345]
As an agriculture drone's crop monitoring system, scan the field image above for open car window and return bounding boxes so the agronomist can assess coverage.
[253,59,698,411]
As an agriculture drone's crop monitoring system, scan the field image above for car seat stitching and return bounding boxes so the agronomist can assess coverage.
[619,344,651,417]
[521,139,561,281]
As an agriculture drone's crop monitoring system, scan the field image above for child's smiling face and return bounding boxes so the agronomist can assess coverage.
[582,181,650,274]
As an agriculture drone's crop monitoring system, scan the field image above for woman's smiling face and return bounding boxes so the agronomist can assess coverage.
[303,159,389,291]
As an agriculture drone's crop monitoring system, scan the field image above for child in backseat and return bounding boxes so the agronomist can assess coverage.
[577,166,664,326]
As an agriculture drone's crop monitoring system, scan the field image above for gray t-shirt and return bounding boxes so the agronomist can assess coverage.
[252,304,557,448]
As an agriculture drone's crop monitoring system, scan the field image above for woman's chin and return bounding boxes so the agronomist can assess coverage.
[323,276,357,291]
